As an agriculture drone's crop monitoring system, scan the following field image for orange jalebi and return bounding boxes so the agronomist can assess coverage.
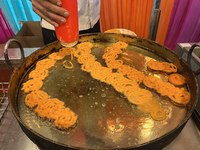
[105,59,123,69]
[76,42,166,121]
[36,58,56,70]
[63,60,74,69]
[77,42,93,49]
[22,47,78,129]
[35,98,65,120]
[54,107,78,129]
[168,73,186,86]
[169,88,191,104]
[102,42,145,83]
[25,90,49,108]
[29,69,49,80]
[49,52,65,60]
[59,47,75,57]
[147,59,177,73]
[77,53,96,64]
[23,41,189,125]
[142,76,158,89]
[81,61,101,72]
[22,79,43,93]
[138,97,166,121]
[112,41,128,49]
[25,93,39,108]
[143,76,190,104]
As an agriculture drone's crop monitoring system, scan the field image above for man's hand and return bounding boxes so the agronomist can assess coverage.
[31,0,69,27]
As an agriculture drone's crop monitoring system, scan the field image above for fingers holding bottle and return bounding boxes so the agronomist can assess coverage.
[31,0,69,27]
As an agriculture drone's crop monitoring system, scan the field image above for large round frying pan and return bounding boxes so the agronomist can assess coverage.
[5,33,199,150]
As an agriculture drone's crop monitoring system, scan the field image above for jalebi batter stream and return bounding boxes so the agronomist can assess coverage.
[22,41,191,129]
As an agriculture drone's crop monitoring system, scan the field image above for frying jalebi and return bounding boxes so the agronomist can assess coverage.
[105,59,123,69]
[49,52,65,60]
[150,108,166,121]
[33,90,50,100]
[103,72,124,85]
[126,69,145,84]
[90,66,113,82]
[81,61,101,72]
[102,51,119,60]
[138,97,166,121]
[162,62,177,73]
[125,88,152,105]
[73,49,89,58]
[25,92,39,108]
[168,73,186,86]
[36,58,56,70]
[77,42,94,49]
[59,47,75,57]
[22,47,78,129]
[117,64,133,75]
[76,42,166,121]
[147,59,177,73]
[169,88,191,104]
[156,81,176,97]
[142,76,158,89]
[77,53,96,64]
[36,98,65,120]
[111,74,136,93]
[54,108,78,129]
[112,41,128,49]
[22,79,43,93]
[63,60,74,69]
[29,69,49,80]
[143,76,190,104]
[103,42,145,83]
[34,104,49,118]
[23,40,190,127]
[25,90,49,108]
[147,59,165,71]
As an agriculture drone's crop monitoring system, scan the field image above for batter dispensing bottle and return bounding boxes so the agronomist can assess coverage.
[55,0,79,47]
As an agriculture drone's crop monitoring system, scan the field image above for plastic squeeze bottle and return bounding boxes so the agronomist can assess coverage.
[55,0,79,47]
